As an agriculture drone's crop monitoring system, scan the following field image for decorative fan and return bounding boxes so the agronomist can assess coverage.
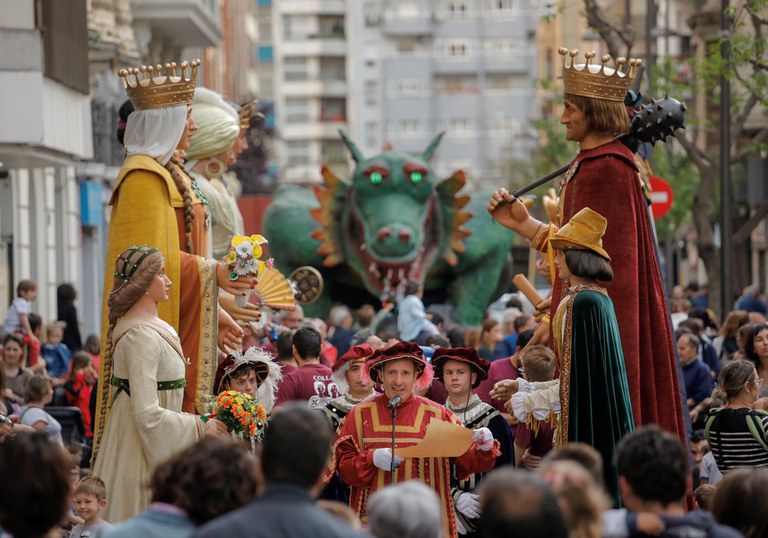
[289,266,324,305]
[252,267,296,311]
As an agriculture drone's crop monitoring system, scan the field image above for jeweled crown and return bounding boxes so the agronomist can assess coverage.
[118,60,200,110]
[559,48,642,102]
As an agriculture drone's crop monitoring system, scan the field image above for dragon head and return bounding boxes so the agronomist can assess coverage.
[311,132,471,297]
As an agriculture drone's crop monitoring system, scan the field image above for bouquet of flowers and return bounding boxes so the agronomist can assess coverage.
[222,234,272,306]
[211,390,268,450]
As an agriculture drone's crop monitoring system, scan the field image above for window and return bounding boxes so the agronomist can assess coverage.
[258,21,272,41]
[283,57,308,81]
[365,121,378,149]
[401,119,420,133]
[450,118,472,134]
[285,98,309,123]
[286,140,310,165]
[491,0,518,11]
[257,46,273,62]
[365,80,378,105]
[283,15,316,40]
[399,79,423,97]
[446,39,471,57]
[447,0,470,17]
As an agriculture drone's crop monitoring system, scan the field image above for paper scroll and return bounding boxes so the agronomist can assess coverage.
[396,420,475,458]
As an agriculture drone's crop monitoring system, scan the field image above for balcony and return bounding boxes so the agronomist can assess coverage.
[0,72,93,167]
[282,120,348,140]
[282,80,348,98]
[279,0,345,15]
[382,13,434,36]
[282,39,346,57]
[131,0,223,48]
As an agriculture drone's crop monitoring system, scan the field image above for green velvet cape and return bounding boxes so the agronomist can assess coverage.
[557,288,635,507]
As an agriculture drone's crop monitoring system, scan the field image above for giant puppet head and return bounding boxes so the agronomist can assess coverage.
[311,132,471,298]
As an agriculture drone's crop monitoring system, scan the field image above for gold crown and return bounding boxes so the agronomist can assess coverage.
[238,98,261,130]
[118,60,200,110]
[559,48,642,102]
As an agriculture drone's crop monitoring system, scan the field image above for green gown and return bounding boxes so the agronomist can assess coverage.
[554,285,635,506]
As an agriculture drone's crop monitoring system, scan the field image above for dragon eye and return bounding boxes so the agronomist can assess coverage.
[409,171,423,184]
[370,171,383,184]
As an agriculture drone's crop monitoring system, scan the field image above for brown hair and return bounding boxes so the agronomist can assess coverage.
[151,437,259,525]
[24,375,52,404]
[2,333,27,368]
[711,468,768,537]
[165,156,196,254]
[694,483,716,511]
[480,318,500,349]
[718,310,746,338]
[68,351,93,382]
[520,345,556,382]
[16,279,37,295]
[93,247,164,462]
[714,360,756,403]
[465,327,481,350]
[563,93,629,137]
[74,476,107,501]
[539,460,608,538]
[543,442,604,489]
[0,434,71,538]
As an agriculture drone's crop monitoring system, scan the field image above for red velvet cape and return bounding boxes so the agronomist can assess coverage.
[539,140,686,444]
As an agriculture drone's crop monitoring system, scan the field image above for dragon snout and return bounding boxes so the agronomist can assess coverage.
[373,224,417,256]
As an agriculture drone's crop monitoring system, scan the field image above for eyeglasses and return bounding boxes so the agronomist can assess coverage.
[753,378,764,388]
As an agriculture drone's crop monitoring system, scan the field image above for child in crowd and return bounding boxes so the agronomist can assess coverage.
[22,313,46,374]
[514,345,557,469]
[82,334,101,372]
[69,476,112,538]
[2,280,38,343]
[42,321,72,380]
[65,351,98,438]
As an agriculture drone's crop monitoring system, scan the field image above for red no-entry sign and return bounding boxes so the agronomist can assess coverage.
[649,175,674,219]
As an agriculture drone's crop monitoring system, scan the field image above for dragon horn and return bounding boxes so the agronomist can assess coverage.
[421,131,446,161]
[338,130,365,163]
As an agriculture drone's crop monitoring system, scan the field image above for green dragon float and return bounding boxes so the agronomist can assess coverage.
[263,132,515,325]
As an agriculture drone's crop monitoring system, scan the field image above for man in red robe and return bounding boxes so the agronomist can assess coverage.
[487,47,687,448]
[334,341,499,538]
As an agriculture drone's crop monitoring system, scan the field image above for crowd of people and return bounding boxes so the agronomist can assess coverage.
[3,47,768,538]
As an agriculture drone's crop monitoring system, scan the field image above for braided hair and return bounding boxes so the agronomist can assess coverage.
[164,156,196,254]
[92,246,164,464]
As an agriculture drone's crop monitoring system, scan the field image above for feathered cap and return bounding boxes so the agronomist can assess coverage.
[432,347,490,389]
[214,346,283,396]
[362,341,434,392]
[332,344,375,394]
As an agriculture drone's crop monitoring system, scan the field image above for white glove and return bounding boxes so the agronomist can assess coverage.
[456,517,468,535]
[472,427,494,451]
[455,491,481,519]
[372,448,404,471]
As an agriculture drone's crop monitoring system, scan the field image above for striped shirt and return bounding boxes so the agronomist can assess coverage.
[706,408,768,472]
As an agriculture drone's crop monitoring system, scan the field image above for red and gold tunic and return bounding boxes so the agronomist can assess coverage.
[335,393,498,538]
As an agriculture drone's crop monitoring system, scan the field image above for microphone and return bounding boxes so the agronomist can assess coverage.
[387,395,402,410]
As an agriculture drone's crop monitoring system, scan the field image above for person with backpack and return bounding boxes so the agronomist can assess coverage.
[705,360,768,473]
